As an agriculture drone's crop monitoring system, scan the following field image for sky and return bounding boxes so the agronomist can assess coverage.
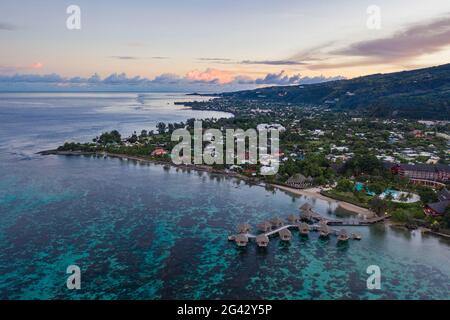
[1,0,450,91]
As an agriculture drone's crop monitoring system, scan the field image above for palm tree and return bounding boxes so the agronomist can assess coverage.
[369,197,388,217]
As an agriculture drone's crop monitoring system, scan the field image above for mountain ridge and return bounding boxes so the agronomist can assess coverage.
[220,63,450,119]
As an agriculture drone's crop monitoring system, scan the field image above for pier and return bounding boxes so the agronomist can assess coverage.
[229,223,362,247]
[228,203,391,247]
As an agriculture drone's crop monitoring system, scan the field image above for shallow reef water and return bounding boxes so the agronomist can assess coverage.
[0,93,449,299]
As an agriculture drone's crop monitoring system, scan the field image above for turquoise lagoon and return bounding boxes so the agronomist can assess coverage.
[0,93,449,300]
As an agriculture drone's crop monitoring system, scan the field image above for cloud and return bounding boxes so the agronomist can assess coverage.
[0,22,18,31]
[110,56,140,60]
[103,73,147,85]
[196,58,306,65]
[240,60,306,66]
[152,73,181,84]
[0,66,20,73]
[0,69,343,92]
[185,68,236,84]
[31,62,43,69]
[0,62,44,73]
[334,15,450,61]
[197,57,232,62]
[0,73,64,83]
[254,70,344,85]
[290,42,336,62]
[110,56,169,60]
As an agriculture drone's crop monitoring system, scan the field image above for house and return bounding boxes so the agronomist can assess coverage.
[286,174,313,189]
[243,168,257,176]
[424,188,450,216]
[411,130,424,138]
[424,200,450,216]
[256,123,286,132]
[151,148,168,156]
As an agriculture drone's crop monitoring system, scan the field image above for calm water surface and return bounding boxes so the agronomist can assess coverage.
[0,93,449,299]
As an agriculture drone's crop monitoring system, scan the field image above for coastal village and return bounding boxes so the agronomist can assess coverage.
[54,97,450,238]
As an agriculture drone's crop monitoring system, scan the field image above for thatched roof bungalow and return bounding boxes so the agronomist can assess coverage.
[237,223,251,234]
[350,233,362,240]
[286,174,313,189]
[257,221,272,233]
[287,214,298,224]
[337,229,349,241]
[278,228,292,241]
[299,203,313,212]
[270,217,284,228]
[235,234,249,247]
[256,234,270,247]
[300,210,313,221]
[298,222,310,235]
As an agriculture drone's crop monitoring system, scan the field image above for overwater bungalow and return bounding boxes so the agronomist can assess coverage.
[270,217,284,228]
[337,229,349,242]
[298,223,310,236]
[279,228,292,241]
[257,221,272,233]
[256,234,270,247]
[299,203,313,212]
[300,210,313,221]
[235,234,249,247]
[237,223,251,234]
[350,233,362,240]
[287,214,298,224]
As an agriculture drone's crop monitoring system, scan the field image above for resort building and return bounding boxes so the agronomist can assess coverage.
[389,163,450,187]
[286,174,313,189]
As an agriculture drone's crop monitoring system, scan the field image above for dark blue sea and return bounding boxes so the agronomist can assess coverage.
[0,93,449,299]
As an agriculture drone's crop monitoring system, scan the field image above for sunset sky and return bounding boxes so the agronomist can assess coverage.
[1,0,450,91]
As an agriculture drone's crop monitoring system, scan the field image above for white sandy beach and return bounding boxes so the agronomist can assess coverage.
[272,184,376,218]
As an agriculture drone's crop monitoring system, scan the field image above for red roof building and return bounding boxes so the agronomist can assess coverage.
[151,148,168,156]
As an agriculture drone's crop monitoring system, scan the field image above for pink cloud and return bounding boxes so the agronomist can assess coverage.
[185,68,235,84]
[31,62,43,69]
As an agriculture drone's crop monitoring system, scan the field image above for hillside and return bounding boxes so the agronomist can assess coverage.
[221,63,450,119]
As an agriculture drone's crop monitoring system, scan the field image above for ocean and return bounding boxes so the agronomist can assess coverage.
[0,92,449,299]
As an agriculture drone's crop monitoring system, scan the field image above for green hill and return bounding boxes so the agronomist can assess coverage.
[221,63,450,119]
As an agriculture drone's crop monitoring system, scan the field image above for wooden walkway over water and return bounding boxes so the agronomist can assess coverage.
[229,203,390,247]
[242,224,305,239]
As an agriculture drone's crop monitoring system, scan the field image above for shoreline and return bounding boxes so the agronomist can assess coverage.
[40,149,375,217]
[271,184,376,218]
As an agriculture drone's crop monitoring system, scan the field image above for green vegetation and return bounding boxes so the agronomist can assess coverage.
[55,85,450,228]
[94,130,121,145]
[219,63,450,120]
